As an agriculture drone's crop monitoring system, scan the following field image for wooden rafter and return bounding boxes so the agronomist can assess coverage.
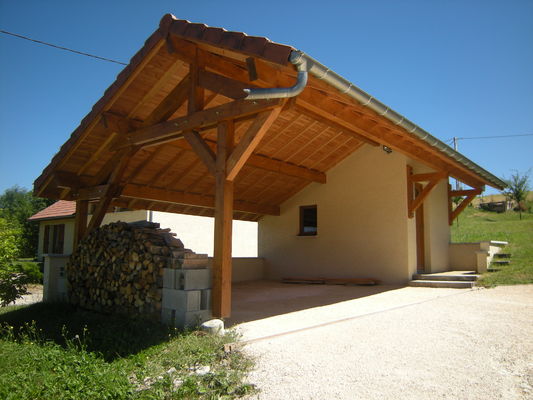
[226,108,282,181]
[73,200,88,248]
[294,101,379,147]
[120,183,278,215]
[406,166,447,218]
[112,98,282,150]
[86,148,132,234]
[183,131,216,175]
[172,139,326,183]
[448,187,482,225]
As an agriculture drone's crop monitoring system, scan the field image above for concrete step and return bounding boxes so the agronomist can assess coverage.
[492,260,510,266]
[494,253,512,259]
[487,267,501,272]
[413,273,479,282]
[409,280,475,289]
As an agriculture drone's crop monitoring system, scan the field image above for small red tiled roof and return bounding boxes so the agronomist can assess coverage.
[28,200,76,221]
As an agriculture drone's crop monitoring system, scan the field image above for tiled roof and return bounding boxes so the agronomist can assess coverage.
[28,200,76,221]
[159,14,294,65]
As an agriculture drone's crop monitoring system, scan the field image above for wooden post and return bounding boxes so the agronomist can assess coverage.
[73,200,88,248]
[212,120,234,318]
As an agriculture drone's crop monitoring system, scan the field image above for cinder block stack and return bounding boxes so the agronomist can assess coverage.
[161,250,212,328]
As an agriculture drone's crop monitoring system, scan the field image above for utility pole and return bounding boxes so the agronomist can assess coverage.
[453,137,461,190]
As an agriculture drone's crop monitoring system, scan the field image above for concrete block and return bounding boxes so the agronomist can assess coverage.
[161,308,176,325]
[162,268,175,289]
[180,258,209,269]
[162,288,201,311]
[175,310,212,329]
[200,289,211,310]
[176,269,211,290]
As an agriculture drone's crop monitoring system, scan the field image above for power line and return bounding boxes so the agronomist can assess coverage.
[0,29,128,66]
[445,133,533,142]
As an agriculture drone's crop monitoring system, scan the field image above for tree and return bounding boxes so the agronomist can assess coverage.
[501,170,531,220]
[0,218,21,264]
[0,186,53,258]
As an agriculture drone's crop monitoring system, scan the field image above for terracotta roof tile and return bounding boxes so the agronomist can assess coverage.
[28,200,76,221]
[162,14,294,65]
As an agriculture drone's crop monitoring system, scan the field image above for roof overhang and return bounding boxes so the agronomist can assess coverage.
[34,14,505,222]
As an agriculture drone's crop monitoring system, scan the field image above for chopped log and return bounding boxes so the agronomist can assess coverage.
[67,220,210,320]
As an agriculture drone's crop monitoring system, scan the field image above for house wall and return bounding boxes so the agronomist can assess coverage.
[36,210,149,259]
[258,145,414,284]
[152,211,258,257]
[37,218,75,259]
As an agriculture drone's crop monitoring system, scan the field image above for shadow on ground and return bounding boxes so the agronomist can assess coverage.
[226,280,401,326]
[0,302,176,361]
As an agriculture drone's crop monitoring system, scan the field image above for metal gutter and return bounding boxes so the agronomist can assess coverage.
[284,50,506,189]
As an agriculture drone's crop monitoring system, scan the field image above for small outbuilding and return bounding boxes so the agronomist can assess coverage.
[33,14,505,318]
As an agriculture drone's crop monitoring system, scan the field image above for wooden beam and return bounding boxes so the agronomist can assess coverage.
[198,69,251,99]
[172,139,326,183]
[247,154,326,184]
[113,98,282,150]
[410,172,445,182]
[407,167,447,218]
[73,200,88,248]
[226,108,282,181]
[142,74,191,127]
[72,184,111,201]
[85,148,131,234]
[406,165,414,218]
[450,189,483,197]
[295,101,380,147]
[183,131,216,175]
[120,183,279,216]
[449,188,482,225]
[213,121,234,318]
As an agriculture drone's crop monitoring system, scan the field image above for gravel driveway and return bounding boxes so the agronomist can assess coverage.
[239,284,533,399]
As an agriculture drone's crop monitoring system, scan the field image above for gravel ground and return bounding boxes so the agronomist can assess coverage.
[13,284,43,306]
[242,285,533,400]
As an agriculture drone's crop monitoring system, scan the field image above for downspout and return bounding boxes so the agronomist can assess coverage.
[243,52,308,100]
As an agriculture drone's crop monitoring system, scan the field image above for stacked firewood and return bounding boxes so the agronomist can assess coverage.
[67,221,195,319]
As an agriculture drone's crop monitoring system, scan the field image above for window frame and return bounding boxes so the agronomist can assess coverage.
[299,205,318,236]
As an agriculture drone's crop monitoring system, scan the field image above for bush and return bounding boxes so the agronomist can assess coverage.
[0,267,29,307]
[10,261,42,284]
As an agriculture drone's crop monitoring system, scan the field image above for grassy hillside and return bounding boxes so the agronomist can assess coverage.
[451,206,533,286]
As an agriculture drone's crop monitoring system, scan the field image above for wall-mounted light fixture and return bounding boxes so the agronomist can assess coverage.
[382,145,393,154]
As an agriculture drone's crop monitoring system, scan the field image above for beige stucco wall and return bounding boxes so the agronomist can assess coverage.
[449,243,479,269]
[258,144,414,284]
[98,209,148,226]
[152,211,258,257]
[207,257,265,282]
[37,218,75,259]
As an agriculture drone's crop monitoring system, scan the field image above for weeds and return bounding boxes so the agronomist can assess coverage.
[0,304,255,399]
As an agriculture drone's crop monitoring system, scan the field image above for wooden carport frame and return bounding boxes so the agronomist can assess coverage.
[72,66,285,317]
[34,14,505,319]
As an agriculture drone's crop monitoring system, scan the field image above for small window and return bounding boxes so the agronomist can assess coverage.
[43,224,65,254]
[299,205,317,236]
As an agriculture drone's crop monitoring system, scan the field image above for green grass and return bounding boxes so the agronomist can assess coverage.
[0,303,255,399]
[451,206,533,286]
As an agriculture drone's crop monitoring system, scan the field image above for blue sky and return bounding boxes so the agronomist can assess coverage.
[1,0,532,195]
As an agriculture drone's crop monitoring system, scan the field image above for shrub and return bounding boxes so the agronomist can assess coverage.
[11,261,42,284]
[0,266,29,307]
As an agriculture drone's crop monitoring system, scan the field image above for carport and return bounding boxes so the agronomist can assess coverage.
[34,14,504,318]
